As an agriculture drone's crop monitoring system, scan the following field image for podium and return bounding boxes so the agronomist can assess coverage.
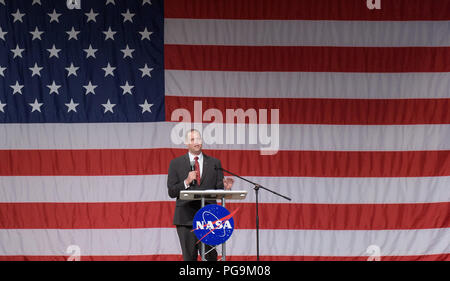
[180,190,248,261]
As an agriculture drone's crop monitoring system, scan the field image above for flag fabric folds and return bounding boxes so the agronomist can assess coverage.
[0,0,449,261]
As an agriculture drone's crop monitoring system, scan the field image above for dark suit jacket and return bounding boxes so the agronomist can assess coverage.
[167,152,225,226]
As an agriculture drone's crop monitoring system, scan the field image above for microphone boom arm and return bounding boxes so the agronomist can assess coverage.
[216,166,291,201]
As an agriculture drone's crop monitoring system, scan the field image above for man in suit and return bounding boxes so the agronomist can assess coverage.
[167,129,234,261]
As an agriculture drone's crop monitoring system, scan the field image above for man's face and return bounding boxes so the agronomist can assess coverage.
[186,131,202,155]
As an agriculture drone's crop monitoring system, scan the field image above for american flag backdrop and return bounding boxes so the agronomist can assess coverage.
[0,0,449,261]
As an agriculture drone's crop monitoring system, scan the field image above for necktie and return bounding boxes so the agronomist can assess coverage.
[194,156,201,185]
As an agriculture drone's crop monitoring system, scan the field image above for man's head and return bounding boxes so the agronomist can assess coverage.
[185,129,203,155]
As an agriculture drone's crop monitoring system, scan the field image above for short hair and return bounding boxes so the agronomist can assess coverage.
[185,128,202,141]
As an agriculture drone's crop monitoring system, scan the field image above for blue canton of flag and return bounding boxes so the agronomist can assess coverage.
[0,0,164,123]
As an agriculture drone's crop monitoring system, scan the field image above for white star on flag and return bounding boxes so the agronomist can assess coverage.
[139,28,153,41]
[11,44,25,59]
[66,27,80,40]
[103,27,117,41]
[120,81,134,95]
[102,63,116,77]
[47,44,61,58]
[29,63,43,77]
[10,81,24,95]
[83,44,98,58]
[11,9,25,23]
[30,27,44,40]
[0,66,6,77]
[0,27,7,41]
[47,81,61,95]
[0,100,6,113]
[139,99,153,113]
[85,9,99,23]
[121,9,135,23]
[65,63,79,77]
[29,99,43,113]
[121,45,135,59]
[139,64,153,78]
[48,9,62,23]
[65,99,79,113]
[83,81,97,95]
[102,99,116,113]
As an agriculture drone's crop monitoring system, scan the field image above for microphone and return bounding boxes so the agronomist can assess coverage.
[190,161,197,186]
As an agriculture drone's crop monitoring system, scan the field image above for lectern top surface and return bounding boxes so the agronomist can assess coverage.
[179,190,248,200]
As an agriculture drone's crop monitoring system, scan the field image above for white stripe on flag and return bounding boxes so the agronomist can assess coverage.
[1,175,449,204]
[165,19,450,47]
[0,228,449,257]
[165,70,450,99]
[1,122,450,151]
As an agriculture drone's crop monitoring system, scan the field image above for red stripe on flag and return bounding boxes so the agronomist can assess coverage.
[1,149,449,177]
[227,254,450,261]
[165,45,450,72]
[165,0,450,20]
[231,202,450,230]
[165,96,450,125]
[1,202,448,230]
[1,254,449,261]
[0,255,182,261]
[0,148,177,176]
[213,150,450,177]
[0,202,174,229]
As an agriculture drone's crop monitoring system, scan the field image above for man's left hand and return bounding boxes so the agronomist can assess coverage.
[223,177,234,190]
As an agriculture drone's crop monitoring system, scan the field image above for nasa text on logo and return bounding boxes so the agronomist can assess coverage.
[192,204,238,246]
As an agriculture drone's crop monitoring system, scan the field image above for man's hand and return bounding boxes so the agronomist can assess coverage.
[185,171,198,185]
[223,177,234,190]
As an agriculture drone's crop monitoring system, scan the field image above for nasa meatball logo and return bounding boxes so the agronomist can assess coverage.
[192,204,238,246]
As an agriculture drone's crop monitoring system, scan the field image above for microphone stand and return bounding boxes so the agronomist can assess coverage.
[216,167,291,261]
